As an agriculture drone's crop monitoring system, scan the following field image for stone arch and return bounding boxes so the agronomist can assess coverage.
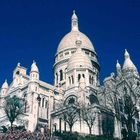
[64,95,77,105]
[89,94,99,105]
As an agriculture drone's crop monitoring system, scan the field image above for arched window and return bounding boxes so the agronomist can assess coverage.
[68,97,75,104]
[35,87,38,92]
[137,81,140,86]
[78,74,81,82]
[45,101,48,108]
[65,68,67,79]
[42,98,44,108]
[39,98,41,107]
[89,94,99,105]
[16,71,20,75]
[60,70,63,81]
[124,87,127,94]
[89,75,91,84]
[73,21,77,26]
[82,74,85,78]
[91,77,94,85]
[69,77,71,85]
[56,73,58,84]
[71,76,74,84]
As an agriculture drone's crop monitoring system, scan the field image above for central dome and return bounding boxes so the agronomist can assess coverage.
[57,31,95,53]
[54,11,100,88]
[57,11,96,54]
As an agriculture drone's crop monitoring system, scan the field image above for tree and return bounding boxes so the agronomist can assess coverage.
[102,113,114,137]
[104,78,140,140]
[60,105,79,133]
[80,105,96,135]
[4,95,25,131]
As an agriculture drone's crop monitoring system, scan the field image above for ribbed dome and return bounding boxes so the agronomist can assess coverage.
[31,61,39,72]
[2,80,8,89]
[57,11,95,53]
[67,47,93,70]
[57,31,95,53]
[123,49,137,71]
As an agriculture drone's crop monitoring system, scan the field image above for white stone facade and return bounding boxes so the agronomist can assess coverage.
[0,62,61,132]
[0,11,140,139]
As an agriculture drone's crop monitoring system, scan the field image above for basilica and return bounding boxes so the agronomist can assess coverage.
[0,11,140,139]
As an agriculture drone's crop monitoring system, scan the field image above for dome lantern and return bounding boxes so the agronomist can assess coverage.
[57,11,96,53]
[71,10,79,31]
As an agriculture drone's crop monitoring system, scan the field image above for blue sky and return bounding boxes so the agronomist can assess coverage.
[0,0,140,86]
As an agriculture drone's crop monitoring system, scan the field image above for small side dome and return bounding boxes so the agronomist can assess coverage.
[67,40,93,71]
[2,80,8,89]
[116,60,121,69]
[31,60,39,73]
[122,49,137,71]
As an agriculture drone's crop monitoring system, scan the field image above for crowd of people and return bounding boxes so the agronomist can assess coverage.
[0,130,60,140]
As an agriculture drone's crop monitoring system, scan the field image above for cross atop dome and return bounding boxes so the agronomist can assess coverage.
[71,10,79,31]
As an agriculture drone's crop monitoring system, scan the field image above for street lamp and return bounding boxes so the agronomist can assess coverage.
[36,94,41,130]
